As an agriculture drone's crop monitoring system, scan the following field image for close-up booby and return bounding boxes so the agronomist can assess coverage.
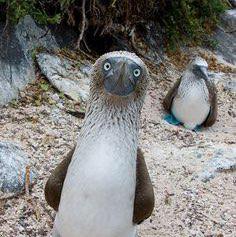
[163,57,217,130]
[45,51,154,237]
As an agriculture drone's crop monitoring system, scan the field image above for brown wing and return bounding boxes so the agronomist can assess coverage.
[163,77,182,112]
[203,79,217,127]
[133,148,155,224]
[44,146,75,211]
[44,146,155,223]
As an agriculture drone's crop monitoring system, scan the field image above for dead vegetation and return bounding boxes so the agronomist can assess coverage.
[0,0,228,55]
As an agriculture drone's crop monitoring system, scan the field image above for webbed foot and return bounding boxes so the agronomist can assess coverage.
[164,114,181,126]
[193,125,202,132]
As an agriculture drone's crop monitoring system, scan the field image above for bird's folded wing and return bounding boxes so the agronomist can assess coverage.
[163,77,182,112]
[203,79,217,127]
[133,148,155,224]
[44,147,155,224]
[44,146,75,211]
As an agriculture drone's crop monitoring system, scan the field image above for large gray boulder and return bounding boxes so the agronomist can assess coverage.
[36,53,91,102]
[0,15,58,106]
[0,141,34,197]
[208,71,236,93]
[223,78,236,93]
[196,146,236,182]
[221,9,236,32]
[213,9,236,65]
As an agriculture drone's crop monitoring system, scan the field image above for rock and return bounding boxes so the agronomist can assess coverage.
[15,15,58,63]
[212,10,236,65]
[0,141,34,196]
[197,147,236,182]
[0,15,58,106]
[207,71,224,83]
[221,9,236,32]
[213,27,236,65]
[223,79,236,93]
[209,71,236,93]
[229,0,236,8]
[36,53,91,102]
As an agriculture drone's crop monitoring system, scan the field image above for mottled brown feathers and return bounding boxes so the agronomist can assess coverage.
[163,77,182,112]
[203,79,218,127]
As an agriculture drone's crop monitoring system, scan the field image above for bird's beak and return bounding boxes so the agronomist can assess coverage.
[199,66,209,81]
[104,61,136,96]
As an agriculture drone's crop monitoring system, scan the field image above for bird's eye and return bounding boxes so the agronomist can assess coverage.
[104,62,111,71]
[133,68,141,77]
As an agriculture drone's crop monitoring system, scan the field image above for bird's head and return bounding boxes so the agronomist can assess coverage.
[190,57,209,81]
[90,51,149,104]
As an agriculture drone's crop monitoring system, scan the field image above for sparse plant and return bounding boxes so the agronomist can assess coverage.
[0,0,228,49]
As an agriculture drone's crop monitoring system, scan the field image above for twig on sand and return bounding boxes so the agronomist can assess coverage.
[0,192,21,201]
[25,165,31,197]
[24,166,41,221]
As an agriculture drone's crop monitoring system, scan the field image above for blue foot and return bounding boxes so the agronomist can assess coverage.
[193,125,202,132]
[164,114,181,126]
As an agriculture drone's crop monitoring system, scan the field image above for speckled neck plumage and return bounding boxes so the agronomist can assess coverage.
[178,70,208,100]
[76,89,144,158]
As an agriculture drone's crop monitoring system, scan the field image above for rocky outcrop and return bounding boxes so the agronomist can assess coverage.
[0,141,34,197]
[223,78,236,93]
[0,16,58,106]
[36,53,91,102]
[197,146,236,182]
[221,9,236,32]
[213,9,236,65]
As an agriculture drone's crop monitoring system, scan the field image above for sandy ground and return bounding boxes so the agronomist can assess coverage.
[0,52,235,237]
